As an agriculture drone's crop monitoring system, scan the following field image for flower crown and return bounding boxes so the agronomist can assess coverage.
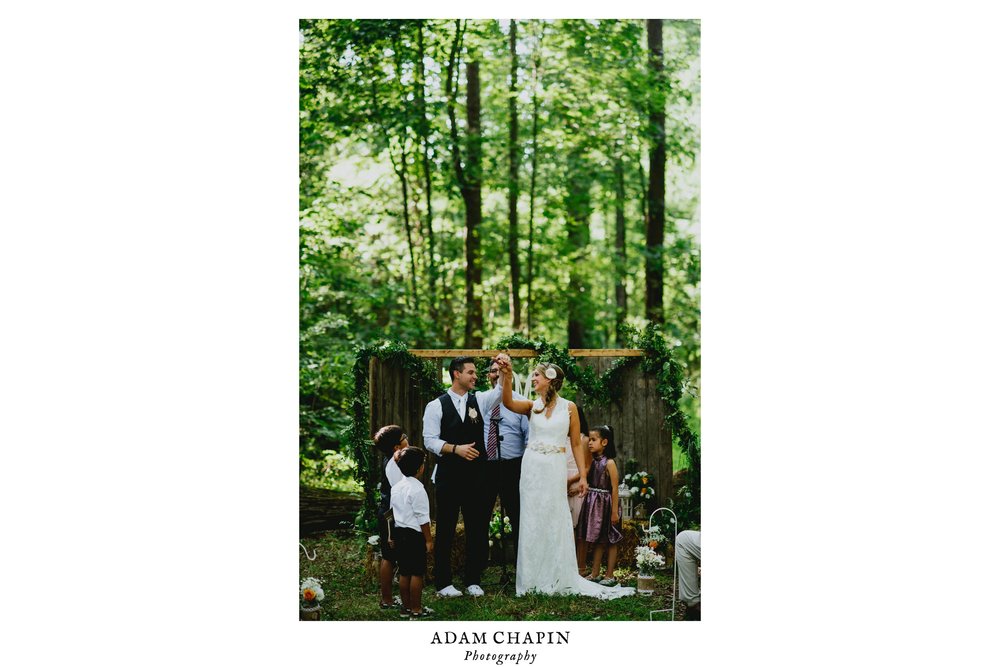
[544,367,557,380]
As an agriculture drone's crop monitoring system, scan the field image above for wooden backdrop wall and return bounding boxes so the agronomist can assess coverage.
[368,351,672,519]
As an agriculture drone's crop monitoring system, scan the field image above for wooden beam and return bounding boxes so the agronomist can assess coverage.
[407,349,644,358]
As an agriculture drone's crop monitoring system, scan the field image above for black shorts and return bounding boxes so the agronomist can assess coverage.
[395,526,427,577]
[378,515,397,562]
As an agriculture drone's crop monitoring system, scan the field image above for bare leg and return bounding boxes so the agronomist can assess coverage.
[576,538,588,573]
[590,544,605,579]
[379,558,395,604]
[399,575,411,611]
[410,575,424,613]
[606,544,618,577]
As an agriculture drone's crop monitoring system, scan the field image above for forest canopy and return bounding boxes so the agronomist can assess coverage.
[299,19,700,464]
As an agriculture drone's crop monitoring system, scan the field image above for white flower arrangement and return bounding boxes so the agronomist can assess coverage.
[623,470,656,504]
[300,577,325,610]
[643,524,665,549]
[544,367,557,379]
[468,407,478,420]
[489,510,514,541]
[636,546,665,576]
[367,535,379,546]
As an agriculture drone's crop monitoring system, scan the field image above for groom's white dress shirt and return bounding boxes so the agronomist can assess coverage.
[422,384,503,482]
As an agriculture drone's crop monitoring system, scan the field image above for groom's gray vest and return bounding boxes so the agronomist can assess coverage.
[435,393,487,484]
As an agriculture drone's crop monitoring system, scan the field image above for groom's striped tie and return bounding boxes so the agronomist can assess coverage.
[487,401,500,460]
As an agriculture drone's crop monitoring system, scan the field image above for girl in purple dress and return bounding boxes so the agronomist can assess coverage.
[578,425,623,586]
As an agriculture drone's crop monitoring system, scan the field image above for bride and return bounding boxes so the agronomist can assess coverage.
[496,353,634,599]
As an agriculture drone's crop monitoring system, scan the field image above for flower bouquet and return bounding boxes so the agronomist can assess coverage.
[488,510,515,562]
[488,510,513,547]
[643,524,665,551]
[636,545,665,576]
[635,546,665,595]
[623,470,656,516]
[300,577,325,620]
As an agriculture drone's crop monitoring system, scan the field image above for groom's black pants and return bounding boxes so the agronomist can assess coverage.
[433,466,489,589]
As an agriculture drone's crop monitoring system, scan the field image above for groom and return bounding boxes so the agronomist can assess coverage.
[422,356,504,597]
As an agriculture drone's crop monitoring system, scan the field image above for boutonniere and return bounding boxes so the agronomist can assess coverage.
[468,407,478,420]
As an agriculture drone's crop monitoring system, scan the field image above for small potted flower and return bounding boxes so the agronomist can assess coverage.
[300,577,325,620]
[635,546,665,595]
[488,510,515,562]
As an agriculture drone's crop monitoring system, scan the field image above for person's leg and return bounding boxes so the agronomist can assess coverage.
[398,575,411,611]
[499,456,523,545]
[676,530,701,614]
[410,575,424,613]
[483,460,501,524]
[380,557,395,604]
[606,543,618,577]
[433,482,460,590]
[590,543,605,579]
[461,481,489,586]
[576,538,588,574]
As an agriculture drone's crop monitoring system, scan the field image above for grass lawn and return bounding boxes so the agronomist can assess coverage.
[299,531,684,621]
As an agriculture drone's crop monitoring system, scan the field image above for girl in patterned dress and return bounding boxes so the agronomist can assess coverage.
[577,425,623,586]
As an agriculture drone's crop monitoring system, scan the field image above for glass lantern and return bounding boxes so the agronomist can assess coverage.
[618,483,633,520]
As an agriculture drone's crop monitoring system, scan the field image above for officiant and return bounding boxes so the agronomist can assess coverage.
[483,356,530,549]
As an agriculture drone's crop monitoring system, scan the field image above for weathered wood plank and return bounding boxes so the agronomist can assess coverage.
[408,349,644,358]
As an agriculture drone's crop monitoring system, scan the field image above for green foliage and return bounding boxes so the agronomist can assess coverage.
[343,326,700,530]
[299,450,363,492]
[299,20,701,526]
[299,531,680,620]
[346,339,444,529]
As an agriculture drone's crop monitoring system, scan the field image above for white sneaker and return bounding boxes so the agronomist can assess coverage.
[466,585,485,597]
[437,585,463,598]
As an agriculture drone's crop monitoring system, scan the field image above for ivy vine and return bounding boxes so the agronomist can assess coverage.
[344,326,700,532]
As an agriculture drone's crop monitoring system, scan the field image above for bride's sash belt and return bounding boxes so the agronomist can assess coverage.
[527,441,566,455]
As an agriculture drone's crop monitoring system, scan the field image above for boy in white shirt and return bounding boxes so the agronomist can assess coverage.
[373,425,408,610]
[389,447,434,618]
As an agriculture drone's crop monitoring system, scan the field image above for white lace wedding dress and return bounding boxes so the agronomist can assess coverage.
[516,396,635,599]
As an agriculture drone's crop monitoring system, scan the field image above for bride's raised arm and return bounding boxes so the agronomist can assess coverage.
[497,354,534,416]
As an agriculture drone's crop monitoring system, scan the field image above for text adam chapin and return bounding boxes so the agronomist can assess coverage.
[430,631,570,665]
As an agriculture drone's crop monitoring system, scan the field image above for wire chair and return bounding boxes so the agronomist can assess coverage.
[646,506,678,621]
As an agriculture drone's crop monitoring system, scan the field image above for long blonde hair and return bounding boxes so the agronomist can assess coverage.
[532,363,565,414]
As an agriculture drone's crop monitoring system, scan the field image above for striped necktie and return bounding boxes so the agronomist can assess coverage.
[487,400,500,460]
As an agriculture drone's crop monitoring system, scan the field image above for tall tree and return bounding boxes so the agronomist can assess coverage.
[414,21,440,331]
[614,155,628,342]
[507,20,523,331]
[444,21,484,347]
[645,18,666,325]
[526,23,543,337]
[566,147,593,348]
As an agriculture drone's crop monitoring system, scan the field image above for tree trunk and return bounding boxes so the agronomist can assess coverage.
[526,28,542,337]
[415,21,439,328]
[507,20,522,331]
[372,70,419,313]
[391,45,421,313]
[444,21,483,347]
[299,486,363,537]
[645,18,666,326]
[463,60,484,347]
[614,155,628,343]
[566,148,592,348]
